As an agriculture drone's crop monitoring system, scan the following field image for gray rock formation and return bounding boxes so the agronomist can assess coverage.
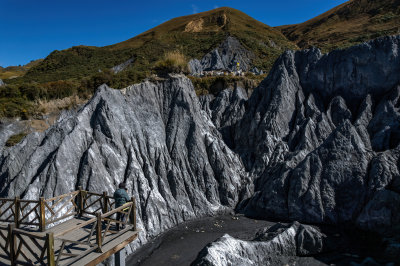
[213,35,400,235]
[192,221,325,266]
[111,57,135,73]
[1,35,400,262]
[0,79,5,87]
[0,120,27,151]
[0,75,250,251]
[250,67,263,75]
[189,36,255,75]
[188,59,203,76]
[200,87,248,148]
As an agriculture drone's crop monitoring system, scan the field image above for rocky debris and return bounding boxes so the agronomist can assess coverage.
[189,36,255,75]
[0,75,250,250]
[111,57,135,73]
[0,79,5,87]
[191,221,325,266]
[249,67,264,75]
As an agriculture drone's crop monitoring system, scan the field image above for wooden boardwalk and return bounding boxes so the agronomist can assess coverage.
[0,189,139,265]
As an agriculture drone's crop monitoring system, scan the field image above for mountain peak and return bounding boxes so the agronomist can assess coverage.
[278,0,400,51]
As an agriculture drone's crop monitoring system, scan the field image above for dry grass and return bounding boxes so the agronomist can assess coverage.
[36,94,89,115]
[277,0,400,52]
[153,51,189,75]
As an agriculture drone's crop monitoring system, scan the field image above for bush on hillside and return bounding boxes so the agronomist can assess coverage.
[153,51,189,76]
[5,132,28,147]
[0,97,32,119]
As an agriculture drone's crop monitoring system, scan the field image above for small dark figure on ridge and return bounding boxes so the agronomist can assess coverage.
[114,182,130,230]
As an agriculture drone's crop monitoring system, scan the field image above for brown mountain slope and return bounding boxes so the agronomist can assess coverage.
[277,0,400,51]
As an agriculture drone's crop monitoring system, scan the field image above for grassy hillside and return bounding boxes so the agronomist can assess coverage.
[277,0,400,51]
[1,7,295,119]
[17,7,295,86]
[0,59,43,79]
[3,2,400,119]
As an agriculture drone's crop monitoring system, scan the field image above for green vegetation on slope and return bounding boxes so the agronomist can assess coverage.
[5,133,28,147]
[3,2,400,119]
[0,7,295,119]
[153,51,189,76]
[18,7,295,84]
[0,59,43,79]
[277,0,400,52]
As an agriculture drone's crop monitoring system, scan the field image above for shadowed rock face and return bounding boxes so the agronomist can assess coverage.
[192,222,325,266]
[214,35,400,235]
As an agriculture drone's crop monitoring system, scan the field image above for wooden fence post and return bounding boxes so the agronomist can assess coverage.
[96,212,102,252]
[39,197,46,232]
[46,232,55,266]
[14,197,20,228]
[130,197,136,231]
[102,192,108,213]
[8,224,15,266]
[77,186,84,217]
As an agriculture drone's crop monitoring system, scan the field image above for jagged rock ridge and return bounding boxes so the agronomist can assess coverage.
[192,222,325,266]
[207,35,400,235]
[0,75,250,252]
[188,36,255,75]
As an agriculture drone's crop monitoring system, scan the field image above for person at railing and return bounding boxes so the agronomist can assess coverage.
[114,182,130,230]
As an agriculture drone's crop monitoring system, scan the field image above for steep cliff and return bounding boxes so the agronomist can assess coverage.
[213,35,400,235]
[0,75,250,249]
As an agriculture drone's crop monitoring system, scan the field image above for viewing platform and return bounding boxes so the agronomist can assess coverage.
[0,188,139,265]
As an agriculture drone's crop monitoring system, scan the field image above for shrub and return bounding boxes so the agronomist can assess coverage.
[153,51,189,76]
[0,98,32,118]
[5,132,27,147]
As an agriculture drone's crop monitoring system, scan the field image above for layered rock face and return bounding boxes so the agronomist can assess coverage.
[189,36,255,75]
[192,222,325,266]
[111,57,135,74]
[208,35,400,235]
[0,76,249,248]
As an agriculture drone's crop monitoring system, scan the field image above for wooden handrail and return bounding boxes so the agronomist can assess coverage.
[45,191,79,203]
[12,228,46,240]
[0,190,137,266]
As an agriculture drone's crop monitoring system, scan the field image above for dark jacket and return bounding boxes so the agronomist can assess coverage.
[114,188,130,208]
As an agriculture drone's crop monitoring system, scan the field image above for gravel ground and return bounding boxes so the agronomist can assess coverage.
[127,215,328,266]
[127,214,390,266]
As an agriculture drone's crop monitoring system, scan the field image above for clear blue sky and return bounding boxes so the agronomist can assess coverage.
[0,0,348,67]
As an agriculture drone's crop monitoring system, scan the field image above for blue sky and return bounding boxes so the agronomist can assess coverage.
[0,0,348,67]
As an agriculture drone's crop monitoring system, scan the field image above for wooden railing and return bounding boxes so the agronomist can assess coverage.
[53,202,136,265]
[0,188,124,232]
[44,191,80,229]
[0,190,137,265]
[9,226,52,266]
